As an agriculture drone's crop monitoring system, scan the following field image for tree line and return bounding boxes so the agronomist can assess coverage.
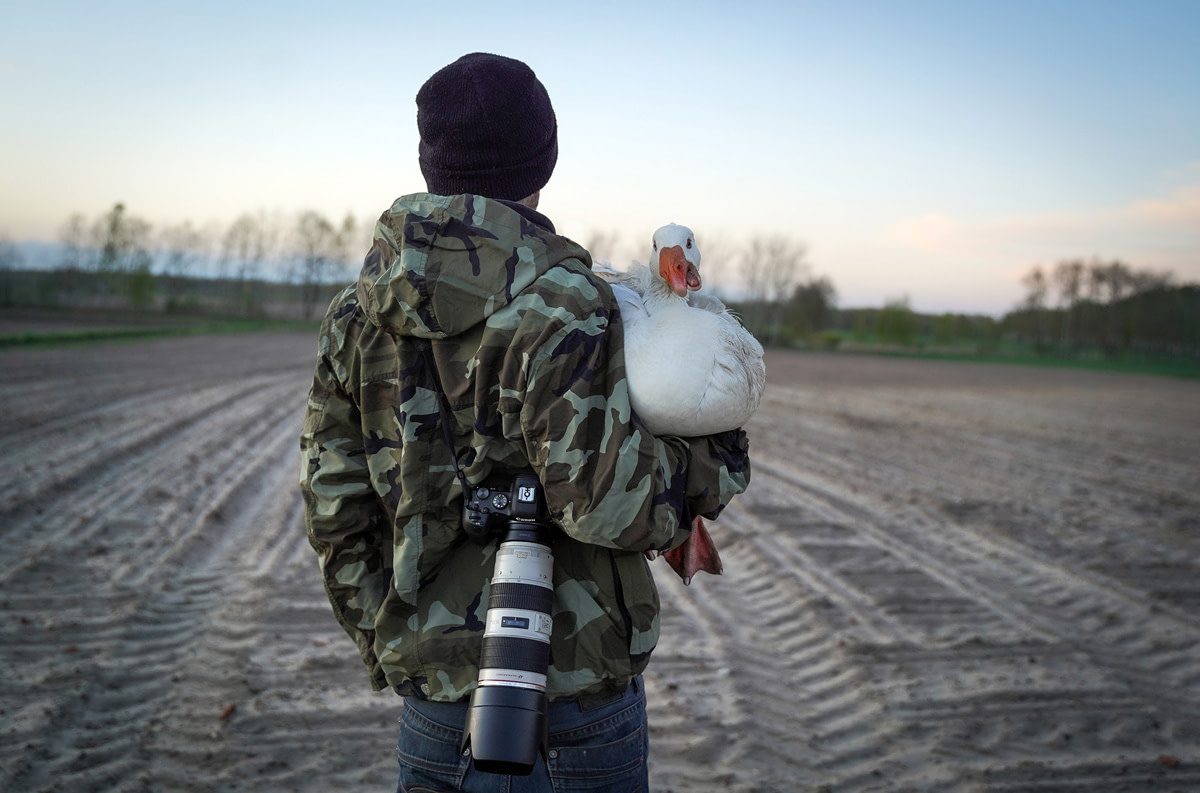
[1005,259,1197,356]
[724,247,1196,359]
[2,206,1195,361]
[4,202,369,319]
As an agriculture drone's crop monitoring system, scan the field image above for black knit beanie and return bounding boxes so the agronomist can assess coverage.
[416,53,558,201]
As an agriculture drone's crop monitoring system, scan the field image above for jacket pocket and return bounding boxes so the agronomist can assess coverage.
[609,551,660,666]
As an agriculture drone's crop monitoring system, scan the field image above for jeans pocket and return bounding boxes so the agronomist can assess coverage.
[547,705,648,792]
[397,704,468,791]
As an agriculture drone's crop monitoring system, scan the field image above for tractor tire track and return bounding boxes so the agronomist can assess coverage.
[658,353,1200,792]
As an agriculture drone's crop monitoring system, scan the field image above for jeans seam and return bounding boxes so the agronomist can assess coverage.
[549,700,641,743]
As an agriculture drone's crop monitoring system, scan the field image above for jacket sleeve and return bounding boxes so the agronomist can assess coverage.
[674,426,752,528]
[519,270,750,552]
[299,310,389,690]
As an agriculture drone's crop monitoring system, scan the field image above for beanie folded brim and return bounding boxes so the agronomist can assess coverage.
[419,133,558,202]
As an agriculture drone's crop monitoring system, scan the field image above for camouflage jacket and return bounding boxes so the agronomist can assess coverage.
[300,193,750,702]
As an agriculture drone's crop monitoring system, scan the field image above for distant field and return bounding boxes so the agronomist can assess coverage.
[0,306,318,345]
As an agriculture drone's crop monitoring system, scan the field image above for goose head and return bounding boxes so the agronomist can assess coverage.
[651,223,702,297]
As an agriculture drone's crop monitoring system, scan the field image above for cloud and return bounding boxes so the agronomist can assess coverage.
[867,183,1200,312]
[1124,185,1200,228]
[883,184,1200,261]
[881,212,958,252]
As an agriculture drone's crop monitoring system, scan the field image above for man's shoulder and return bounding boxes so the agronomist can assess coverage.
[317,283,398,367]
[318,284,361,340]
[325,282,359,315]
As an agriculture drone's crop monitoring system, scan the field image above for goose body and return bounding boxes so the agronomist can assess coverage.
[599,224,766,437]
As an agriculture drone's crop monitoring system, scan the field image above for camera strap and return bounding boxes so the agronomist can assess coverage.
[416,339,474,499]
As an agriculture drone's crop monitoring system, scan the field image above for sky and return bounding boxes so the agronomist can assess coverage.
[1,0,1198,316]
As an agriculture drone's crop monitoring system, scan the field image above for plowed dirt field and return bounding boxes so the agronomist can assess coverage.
[2,334,1197,792]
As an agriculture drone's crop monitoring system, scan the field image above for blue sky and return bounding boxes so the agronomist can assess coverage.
[2,0,1197,314]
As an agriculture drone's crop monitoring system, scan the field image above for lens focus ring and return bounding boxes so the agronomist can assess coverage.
[488,581,554,613]
[479,636,551,673]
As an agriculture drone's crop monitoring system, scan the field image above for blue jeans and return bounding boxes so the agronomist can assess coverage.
[397,678,648,793]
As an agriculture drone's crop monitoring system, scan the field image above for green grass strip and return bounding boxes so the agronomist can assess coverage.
[844,347,1200,380]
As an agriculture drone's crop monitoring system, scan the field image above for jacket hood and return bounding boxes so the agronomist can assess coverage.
[358,193,590,338]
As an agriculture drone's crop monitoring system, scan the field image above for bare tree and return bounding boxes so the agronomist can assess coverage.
[159,220,209,310]
[740,235,809,344]
[770,240,808,306]
[691,233,733,298]
[1021,265,1048,308]
[1102,261,1133,304]
[94,203,125,273]
[1020,265,1049,348]
[0,236,22,306]
[334,212,359,283]
[584,229,622,266]
[740,240,769,305]
[92,203,151,273]
[55,213,96,301]
[1084,259,1135,349]
[223,212,278,315]
[58,214,92,271]
[1052,259,1085,350]
[1085,259,1107,304]
[295,210,340,319]
[86,203,154,307]
[349,213,377,269]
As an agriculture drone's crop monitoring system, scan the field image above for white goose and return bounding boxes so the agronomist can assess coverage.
[599,223,766,437]
[596,224,766,584]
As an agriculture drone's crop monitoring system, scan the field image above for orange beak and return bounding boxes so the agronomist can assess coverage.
[658,246,702,297]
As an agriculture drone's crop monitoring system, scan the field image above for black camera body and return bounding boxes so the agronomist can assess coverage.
[461,470,557,776]
[463,471,549,543]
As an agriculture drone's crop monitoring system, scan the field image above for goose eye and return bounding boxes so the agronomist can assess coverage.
[686,238,693,249]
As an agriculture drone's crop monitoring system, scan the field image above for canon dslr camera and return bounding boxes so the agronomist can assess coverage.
[461,471,557,776]
[462,472,548,543]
